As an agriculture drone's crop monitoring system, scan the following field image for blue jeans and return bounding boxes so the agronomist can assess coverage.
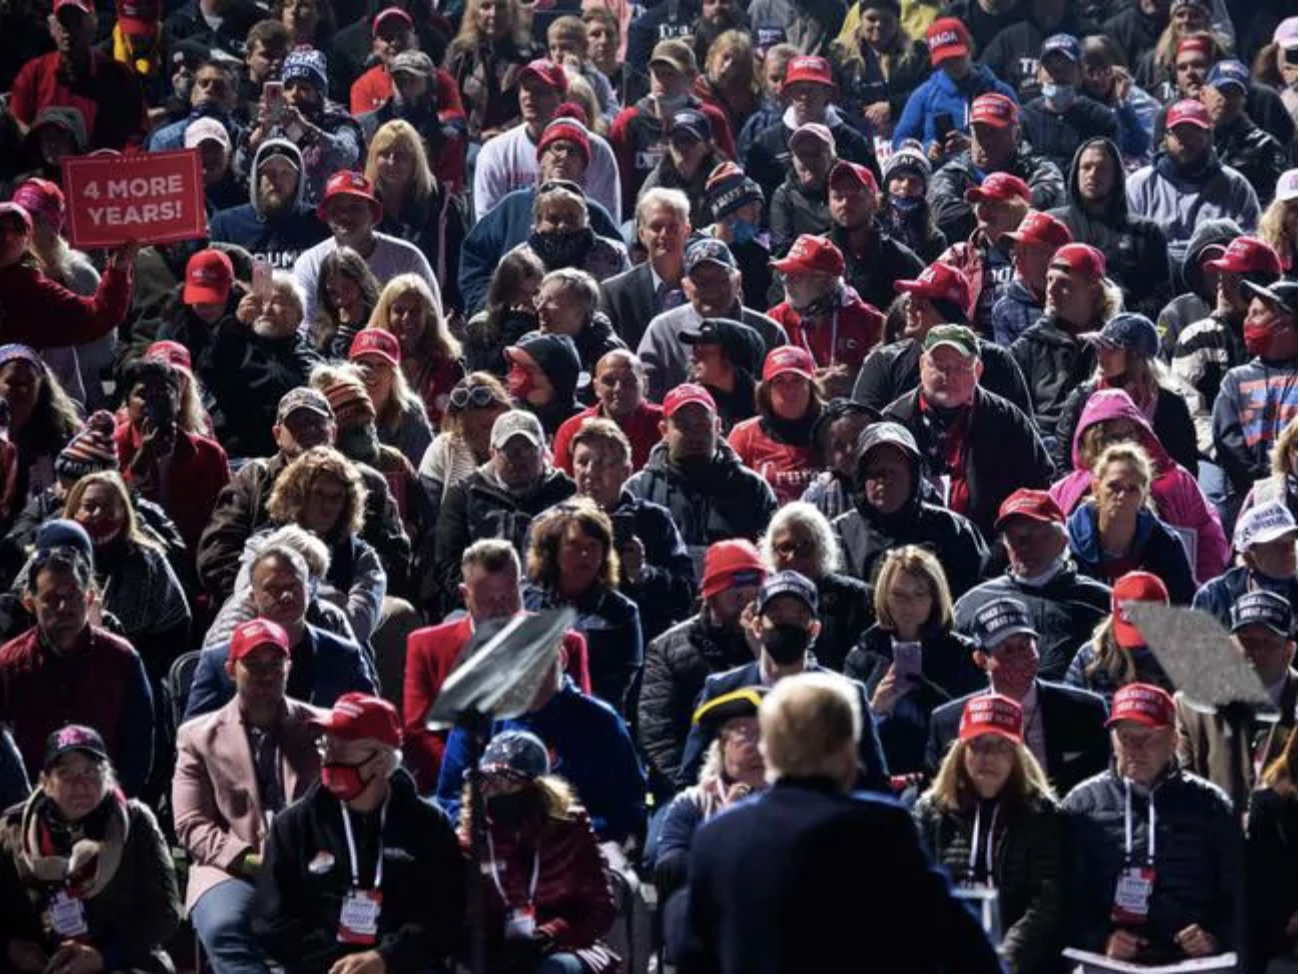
[190,878,267,974]
[538,951,586,973]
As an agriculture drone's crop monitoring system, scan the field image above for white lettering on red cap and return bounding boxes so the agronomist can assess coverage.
[929,31,959,49]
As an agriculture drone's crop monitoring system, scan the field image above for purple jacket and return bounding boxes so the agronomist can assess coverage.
[1049,388,1229,584]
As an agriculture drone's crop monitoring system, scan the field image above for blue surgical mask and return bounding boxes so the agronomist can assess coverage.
[890,193,923,213]
[1042,83,1077,112]
[731,218,759,244]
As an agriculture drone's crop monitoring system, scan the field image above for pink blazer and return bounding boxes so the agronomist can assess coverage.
[173,696,323,909]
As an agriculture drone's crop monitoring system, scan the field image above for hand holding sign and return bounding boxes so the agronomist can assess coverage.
[62,150,206,249]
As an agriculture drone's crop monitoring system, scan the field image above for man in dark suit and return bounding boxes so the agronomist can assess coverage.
[676,570,889,792]
[680,671,1001,973]
[926,596,1109,796]
[599,187,693,349]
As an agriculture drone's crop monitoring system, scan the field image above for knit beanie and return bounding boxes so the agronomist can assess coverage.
[56,410,119,480]
[321,377,376,428]
[705,162,763,221]
[282,49,328,91]
[513,333,580,399]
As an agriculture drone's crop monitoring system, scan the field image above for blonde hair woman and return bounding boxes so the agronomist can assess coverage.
[843,545,985,773]
[364,120,470,317]
[1064,441,1197,602]
[915,694,1063,973]
[446,0,536,142]
[1257,171,1297,273]
[368,274,464,428]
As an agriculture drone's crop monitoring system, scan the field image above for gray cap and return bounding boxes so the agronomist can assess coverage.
[854,421,919,465]
[390,50,435,77]
[1230,591,1293,637]
[490,409,545,450]
[276,387,334,424]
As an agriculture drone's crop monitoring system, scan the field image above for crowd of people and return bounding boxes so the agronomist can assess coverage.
[0,0,1294,969]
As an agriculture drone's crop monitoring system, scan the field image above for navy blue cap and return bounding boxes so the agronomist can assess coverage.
[34,518,94,568]
[1041,33,1082,62]
[480,730,551,779]
[758,569,819,614]
[670,108,713,143]
[972,598,1038,650]
[1208,59,1250,93]
[684,237,738,275]
[1084,313,1160,359]
[1231,591,1293,637]
[44,724,109,770]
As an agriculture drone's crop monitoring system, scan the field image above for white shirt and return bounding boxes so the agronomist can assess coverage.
[293,231,440,325]
[472,122,623,222]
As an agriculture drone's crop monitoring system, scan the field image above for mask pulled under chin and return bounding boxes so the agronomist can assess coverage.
[322,757,377,802]
[1244,323,1275,356]
[762,623,812,665]
[79,517,123,548]
[507,363,535,398]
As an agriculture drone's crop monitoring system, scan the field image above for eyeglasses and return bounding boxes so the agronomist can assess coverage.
[773,538,814,557]
[449,384,498,410]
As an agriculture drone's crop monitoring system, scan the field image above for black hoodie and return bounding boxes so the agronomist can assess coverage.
[1048,137,1172,321]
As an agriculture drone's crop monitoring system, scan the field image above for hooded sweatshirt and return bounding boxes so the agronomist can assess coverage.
[1049,388,1229,584]
[207,139,327,270]
[1048,138,1171,320]
[1158,217,1243,359]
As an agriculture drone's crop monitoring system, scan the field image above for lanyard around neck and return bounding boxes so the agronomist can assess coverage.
[485,830,540,909]
[341,800,387,889]
[1123,778,1157,866]
[968,801,999,882]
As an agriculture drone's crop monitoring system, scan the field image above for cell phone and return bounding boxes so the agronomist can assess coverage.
[263,81,285,124]
[252,258,273,301]
[934,112,955,140]
[894,643,923,683]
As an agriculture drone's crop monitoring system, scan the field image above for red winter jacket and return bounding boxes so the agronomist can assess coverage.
[0,261,131,348]
[553,401,665,475]
[727,416,819,505]
[115,421,231,553]
[402,615,591,791]
[766,290,884,373]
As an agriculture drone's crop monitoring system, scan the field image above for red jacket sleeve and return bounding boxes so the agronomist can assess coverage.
[9,59,39,125]
[561,631,591,695]
[434,68,466,121]
[702,103,735,160]
[1,264,132,348]
[402,630,449,792]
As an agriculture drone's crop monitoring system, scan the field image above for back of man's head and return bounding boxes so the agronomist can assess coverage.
[759,672,861,787]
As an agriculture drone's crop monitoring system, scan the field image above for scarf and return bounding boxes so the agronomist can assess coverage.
[112,25,163,79]
[14,788,130,901]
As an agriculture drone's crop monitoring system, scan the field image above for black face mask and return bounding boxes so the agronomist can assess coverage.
[486,790,541,827]
[762,624,811,665]
[528,227,594,269]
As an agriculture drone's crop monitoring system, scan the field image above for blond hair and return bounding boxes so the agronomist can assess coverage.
[760,673,861,782]
[872,545,954,633]
[526,497,620,590]
[1091,441,1153,502]
[267,446,368,536]
[924,737,1056,813]
[63,471,161,554]
[369,273,461,360]
[365,119,435,206]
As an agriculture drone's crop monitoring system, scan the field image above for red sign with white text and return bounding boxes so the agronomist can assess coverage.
[61,149,206,249]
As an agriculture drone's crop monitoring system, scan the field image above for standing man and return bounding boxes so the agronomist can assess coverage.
[680,672,1002,972]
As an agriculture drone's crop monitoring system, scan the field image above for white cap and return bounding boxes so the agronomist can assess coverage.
[1234,500,1298,551]
[184,117,231,151]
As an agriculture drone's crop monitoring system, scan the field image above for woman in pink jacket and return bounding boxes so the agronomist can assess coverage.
[1049,387,1230,584]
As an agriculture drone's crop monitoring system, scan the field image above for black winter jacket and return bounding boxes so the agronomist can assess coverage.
[609,491,697,644]
[770,172,830,258]
[1011,315,1100,437]
[811,571,874,672]
[929,145,1068,245]
[1214,115,1289,208]
[827,222,925,316]
[1019,95,1120,176]
[853,336,1033,420]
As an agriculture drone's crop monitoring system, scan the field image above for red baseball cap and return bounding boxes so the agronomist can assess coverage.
[965,171,1031,205]
[701,539,766,600]
[970,93,1019,129]
[1204,235,1282,276]
[783,55,834,88]
[894,261,972,309]
[183,249,234,306]
[663,382,717,418]
[1001,211,1073,250]
[229,618,291,663]
[771,234,845,277]
[145,340,193,375]
[372,6,413,35]
[1167,99,1213,131]
[1051,242,1107,281]
[762,345,816,382]
[519,59,569,93]
[311,692,401,748]
[349,328,401,367]
[1176,35,1214,60]
[1111,571,1169,650]
[959,693,1024,744]
[117,0,161,32]
[1107,683,1175,729]
[0,202,33,234]
[318,170,381,222]
[995,488,1065,531]
[828,159,879,196]
[926,17,970,65]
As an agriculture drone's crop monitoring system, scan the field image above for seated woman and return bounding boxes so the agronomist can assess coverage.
[654,688,766,965]
[800,398,878,521]
[1065,442,1198,603]
[530,268,625,392]
[203,524,358,647]
[463,248,545,377]
[60,471,191,686]
[760,501,871,672]
[1064,571,1174,705]
[524,497,642,715]
[307,246,381,359]
[141,340,216,440]
[844,546,985,775]
[0,344,79,509]
[349,328,434,469]
[418,372,511,520]
[261,446,385,645]
[0,724,181,974]
[914,695,1064,973]
[728,346,826,505]
[368,274,464,429]
[460,730,618,974]
[1051,388,1228,585]
[507,180,629,284]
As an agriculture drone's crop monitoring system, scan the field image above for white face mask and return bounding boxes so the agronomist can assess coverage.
[1042,83,1078,112]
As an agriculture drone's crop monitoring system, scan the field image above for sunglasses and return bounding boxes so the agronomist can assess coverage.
[449,384,498,410]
